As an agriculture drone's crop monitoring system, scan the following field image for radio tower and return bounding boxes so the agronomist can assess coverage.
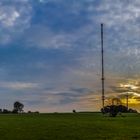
[101,23,105,108]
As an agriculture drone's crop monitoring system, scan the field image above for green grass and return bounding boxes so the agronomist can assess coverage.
[0,113,139,140]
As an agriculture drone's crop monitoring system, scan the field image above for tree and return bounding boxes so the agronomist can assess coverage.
[101,105,118,117]
[101,105,137,117]
[73,109,76,113]
[3,109,11,114]
[28,111,32,113]
[13,101,24,113]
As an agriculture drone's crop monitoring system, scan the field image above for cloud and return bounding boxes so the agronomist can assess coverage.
[104,79,140,106]
[0,0,140,112]
[0,81,39,90]
[94,0,140,26]
[0,0,32,44]
[24,26,76,49]
[0,7,20,27]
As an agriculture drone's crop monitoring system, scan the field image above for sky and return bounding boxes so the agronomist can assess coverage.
[0,0,140,112]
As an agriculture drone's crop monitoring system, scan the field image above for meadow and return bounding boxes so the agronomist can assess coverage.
[0,113,139,140]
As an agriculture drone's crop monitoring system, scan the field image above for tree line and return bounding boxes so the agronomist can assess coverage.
[0,101,39,114]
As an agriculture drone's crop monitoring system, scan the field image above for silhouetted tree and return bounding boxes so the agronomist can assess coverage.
[34,111,39,114]
[12,109,18,114]
[109,105,119,117]
[101,105,118,117]
[28,111,32,113]
[13,101,24,113]
[73,109,76,113]
[3,109,11,114]
[128,108,137,113]
[101,105,137,117]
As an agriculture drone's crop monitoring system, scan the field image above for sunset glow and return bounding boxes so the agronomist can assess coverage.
[121,98,140,105]
[0,0,140,112]
[120,83,139,90]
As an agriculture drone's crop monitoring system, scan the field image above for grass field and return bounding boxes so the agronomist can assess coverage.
[0,113,139,140]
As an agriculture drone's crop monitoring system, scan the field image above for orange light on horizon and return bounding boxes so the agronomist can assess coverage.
[121,98,140,105]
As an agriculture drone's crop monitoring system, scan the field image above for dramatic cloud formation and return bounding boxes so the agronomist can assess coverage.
[0,0,140,112]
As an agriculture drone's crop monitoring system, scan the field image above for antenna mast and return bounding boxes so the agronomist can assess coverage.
[126,93,129,110]
[101,23,105,108]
